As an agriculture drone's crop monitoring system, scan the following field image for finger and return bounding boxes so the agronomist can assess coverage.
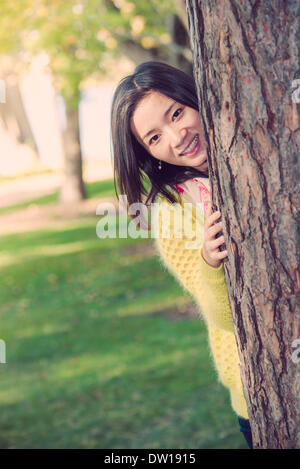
[217,249,228,259]
[206,211,219,231]
[213,235,225,249]
[204,201,212,217]
[204,202,212,227]
[208,221,223,238]
[211,210,221,224]
[208,239,225,257]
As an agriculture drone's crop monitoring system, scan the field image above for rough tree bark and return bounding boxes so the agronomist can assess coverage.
[185,0,300,448]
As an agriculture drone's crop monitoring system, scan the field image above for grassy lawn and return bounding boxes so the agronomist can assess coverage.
[0,178,117,215]
[0,179,247,449]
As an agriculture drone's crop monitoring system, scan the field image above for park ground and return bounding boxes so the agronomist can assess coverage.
[0,168,248,449]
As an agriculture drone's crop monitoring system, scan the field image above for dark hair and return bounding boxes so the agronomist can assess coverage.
[110,61,208,210]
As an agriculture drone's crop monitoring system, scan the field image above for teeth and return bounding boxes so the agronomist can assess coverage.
[181,134,199,155]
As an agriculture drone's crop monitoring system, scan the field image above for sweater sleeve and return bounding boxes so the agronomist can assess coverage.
[153,199,234,332]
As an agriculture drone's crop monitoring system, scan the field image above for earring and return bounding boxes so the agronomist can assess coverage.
[158,160,162,170]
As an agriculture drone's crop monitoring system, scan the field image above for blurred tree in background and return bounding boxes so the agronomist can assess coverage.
[0,2,39,157]
[0,0,192,202]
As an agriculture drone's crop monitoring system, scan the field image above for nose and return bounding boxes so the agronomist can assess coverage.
[165,126,186,147]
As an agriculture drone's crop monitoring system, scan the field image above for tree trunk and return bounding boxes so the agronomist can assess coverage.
[166,13,193,75]
[185,0,300,448]
[0,71,38,154]
[60,106,86,204]
[175,0,190,31]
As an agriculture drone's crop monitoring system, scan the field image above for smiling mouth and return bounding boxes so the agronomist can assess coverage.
[179,134,200,156]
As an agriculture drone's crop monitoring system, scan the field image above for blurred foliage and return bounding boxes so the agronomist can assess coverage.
[0,0,187,110]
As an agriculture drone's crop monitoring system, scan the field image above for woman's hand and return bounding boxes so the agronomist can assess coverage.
[202,201,228,268]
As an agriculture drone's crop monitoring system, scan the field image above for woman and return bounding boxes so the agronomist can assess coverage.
[110,61,253,449]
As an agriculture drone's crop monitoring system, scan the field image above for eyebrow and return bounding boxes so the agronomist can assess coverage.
[142,101,176,142]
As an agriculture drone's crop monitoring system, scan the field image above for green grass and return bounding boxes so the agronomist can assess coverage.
[0,180,247,449]
[0,166,56,183]
[0,178,117,215]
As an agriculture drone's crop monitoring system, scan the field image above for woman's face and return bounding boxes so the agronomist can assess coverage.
[130,90,208,174]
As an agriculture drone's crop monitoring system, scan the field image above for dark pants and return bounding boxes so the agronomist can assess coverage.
[238,416,253,449]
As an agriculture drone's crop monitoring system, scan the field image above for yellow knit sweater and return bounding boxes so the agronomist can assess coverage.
[152,193,249,419]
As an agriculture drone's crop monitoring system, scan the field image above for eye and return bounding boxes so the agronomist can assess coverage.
[149,134,160,145]
[172,108,183,120]
[148,107,183,145]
